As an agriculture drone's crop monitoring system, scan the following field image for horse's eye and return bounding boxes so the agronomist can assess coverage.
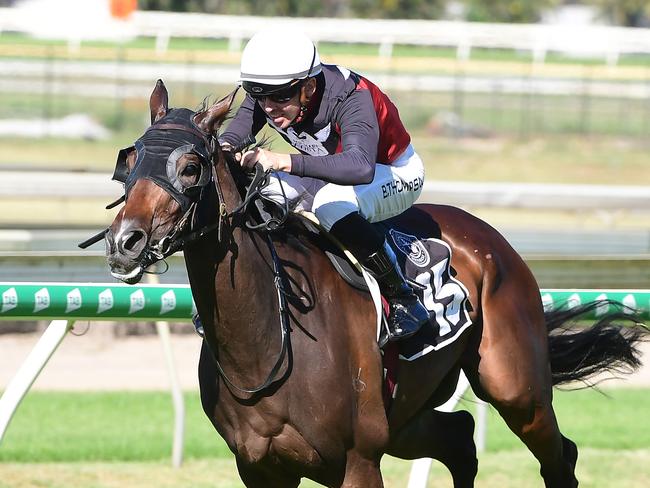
[182,163,200,177]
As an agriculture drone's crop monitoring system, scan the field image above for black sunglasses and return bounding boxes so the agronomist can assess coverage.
[251,81,303,103]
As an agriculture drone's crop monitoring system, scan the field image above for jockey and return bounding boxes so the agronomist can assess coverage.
[219,29,430,342]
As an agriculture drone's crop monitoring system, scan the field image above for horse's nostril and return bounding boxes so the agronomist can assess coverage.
[119,229,147,255]
[124,232,141,251]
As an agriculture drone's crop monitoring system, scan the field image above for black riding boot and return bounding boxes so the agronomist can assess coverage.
[330,212,430,342]
[363,240,431,341]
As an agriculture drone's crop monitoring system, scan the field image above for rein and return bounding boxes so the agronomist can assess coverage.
[206,158,292,395]
[142,154,292,395]
[147,128,291,395]
[212,237,290,395]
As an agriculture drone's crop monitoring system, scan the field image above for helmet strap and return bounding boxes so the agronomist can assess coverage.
[290,103,308,126]
[291,86,310,126]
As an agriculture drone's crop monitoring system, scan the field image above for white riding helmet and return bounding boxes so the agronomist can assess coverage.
[240,29,322,96]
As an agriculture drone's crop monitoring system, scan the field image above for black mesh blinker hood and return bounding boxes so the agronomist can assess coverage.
[112,109,213,212]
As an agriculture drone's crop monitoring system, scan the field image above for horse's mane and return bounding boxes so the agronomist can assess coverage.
[219,140,271,191]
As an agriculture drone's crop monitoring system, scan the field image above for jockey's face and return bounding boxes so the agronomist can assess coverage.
[258,91,301,129]
[257,78,317,129]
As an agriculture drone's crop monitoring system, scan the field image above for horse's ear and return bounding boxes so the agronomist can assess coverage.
[194,87,239,134]
[149,79,169,124]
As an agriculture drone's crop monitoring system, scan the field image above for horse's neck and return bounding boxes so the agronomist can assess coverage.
[205,161,282,369]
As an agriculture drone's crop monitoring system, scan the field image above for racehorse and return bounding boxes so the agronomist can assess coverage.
[95,80,646,487]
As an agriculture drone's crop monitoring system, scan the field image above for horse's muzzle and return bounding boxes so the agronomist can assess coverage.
[105,227,148,284]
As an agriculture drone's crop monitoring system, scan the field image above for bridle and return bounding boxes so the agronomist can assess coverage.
[80,108,291,396]
[80,110,287,265]
[114,114,221,268]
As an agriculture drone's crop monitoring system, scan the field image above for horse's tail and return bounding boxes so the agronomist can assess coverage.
[544,300,648,386]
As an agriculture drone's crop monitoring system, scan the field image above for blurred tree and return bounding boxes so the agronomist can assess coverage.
[464,0,560,23]
[137,0,219,12]
[137,0,349,16]
[587,0,650,27]
[137,0,444,18]
[138,0,597,22]
[322,0,350,17]
[350,0,445,19]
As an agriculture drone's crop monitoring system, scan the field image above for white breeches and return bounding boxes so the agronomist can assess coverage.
[260,144,425,230]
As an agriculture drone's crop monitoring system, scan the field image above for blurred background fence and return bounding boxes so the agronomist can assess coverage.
[3,9,650,139]
[4,55,650,138]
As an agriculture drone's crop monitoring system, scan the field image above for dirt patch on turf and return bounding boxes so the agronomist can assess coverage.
[1,328,648,391]
[0,328,203,391]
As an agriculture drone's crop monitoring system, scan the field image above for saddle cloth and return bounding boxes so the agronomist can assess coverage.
[296,211,473,362]
[385,227,473,361]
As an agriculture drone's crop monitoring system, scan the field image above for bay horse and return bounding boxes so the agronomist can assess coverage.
[97,80,645,487]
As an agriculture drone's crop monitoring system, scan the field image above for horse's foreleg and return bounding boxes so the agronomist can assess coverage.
[386,409,477,488]
[341,450,384,488]
[235,457,301,488]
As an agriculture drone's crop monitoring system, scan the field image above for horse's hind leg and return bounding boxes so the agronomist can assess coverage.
[488,392,578,488]
[465,277,578,488]
[386,409,477,488]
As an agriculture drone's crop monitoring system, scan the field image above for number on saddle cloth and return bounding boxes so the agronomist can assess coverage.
[386,227,473,361]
